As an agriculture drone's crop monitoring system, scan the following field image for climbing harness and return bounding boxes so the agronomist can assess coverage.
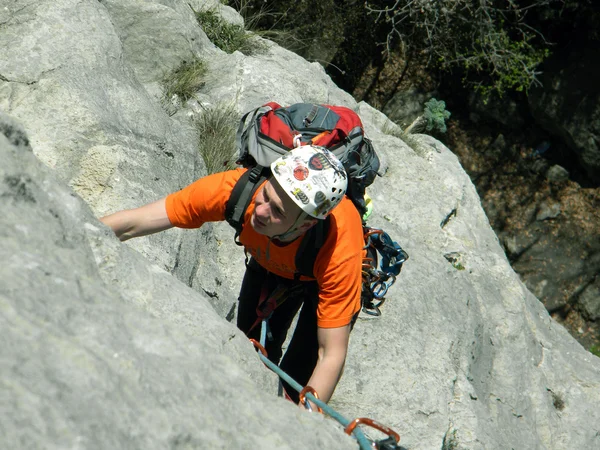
[361,227,408,316]
[247,281,305,337]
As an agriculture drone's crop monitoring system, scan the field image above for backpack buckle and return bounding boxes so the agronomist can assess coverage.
[248,165,264,183]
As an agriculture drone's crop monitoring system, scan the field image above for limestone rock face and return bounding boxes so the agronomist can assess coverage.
[2,1,600,450]
[0,113,354,449]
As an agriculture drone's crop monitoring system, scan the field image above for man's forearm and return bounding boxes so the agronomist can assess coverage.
[305,352,346,405]
[100,198,173,241]
[302,324,351,407]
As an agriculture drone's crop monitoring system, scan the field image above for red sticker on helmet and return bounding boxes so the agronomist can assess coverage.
[293,165,309,181]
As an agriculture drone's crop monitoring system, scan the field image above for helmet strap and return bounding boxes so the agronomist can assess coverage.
[273,211,314,243]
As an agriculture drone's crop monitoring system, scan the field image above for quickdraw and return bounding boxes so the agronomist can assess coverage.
[361,227,408,316]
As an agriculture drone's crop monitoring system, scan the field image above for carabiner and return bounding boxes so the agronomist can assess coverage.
[371,278,389,299]
[373,272,396,299]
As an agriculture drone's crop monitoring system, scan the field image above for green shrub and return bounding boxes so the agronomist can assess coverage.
[161,59,207,109]
[194,8,256,55]
[404,97,451,136]
[365,0,558,97]
[423,98,451,134]
[590,345,600,358]
[195,104,239,175]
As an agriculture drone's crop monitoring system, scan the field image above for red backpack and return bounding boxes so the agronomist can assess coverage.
[233,102,380,219]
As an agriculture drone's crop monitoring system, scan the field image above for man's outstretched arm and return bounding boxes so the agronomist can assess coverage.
[303,324,351,408]
[100,197,173,241]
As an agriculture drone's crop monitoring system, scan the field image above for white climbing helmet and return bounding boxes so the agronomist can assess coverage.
[270,145,348,220]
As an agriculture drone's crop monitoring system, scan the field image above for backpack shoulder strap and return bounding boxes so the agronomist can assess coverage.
[225,166,268,245]
[294,216,331,279]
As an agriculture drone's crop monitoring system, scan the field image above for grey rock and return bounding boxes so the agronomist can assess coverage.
[580,281,600,321]
[0,113,354,449]
[531,157,551,175]
[546,164,570,183]
[536,201,562,221]
[2,1,600,450]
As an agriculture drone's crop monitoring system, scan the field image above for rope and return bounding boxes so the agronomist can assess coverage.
[250,338,375,450]
[251,321,402,449]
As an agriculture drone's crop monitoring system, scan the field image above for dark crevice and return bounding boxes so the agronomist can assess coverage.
[440,208,457,229]
[225,303,236,323]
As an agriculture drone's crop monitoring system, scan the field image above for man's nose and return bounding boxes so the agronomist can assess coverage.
[256,203,271,221]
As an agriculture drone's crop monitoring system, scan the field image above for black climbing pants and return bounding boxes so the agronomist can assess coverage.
[237,258,319,404]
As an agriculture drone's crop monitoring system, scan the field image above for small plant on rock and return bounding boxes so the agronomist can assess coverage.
[194,7,257,55]
[161,59,207,112]
[405,98,451,135]
[195,103,239,175]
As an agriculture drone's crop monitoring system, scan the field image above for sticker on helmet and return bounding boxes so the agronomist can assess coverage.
[314,191,326,205]
[321,151,346,175]
[293,164,309,181]
[308,153,330,171]
[291,188,309,205]
[308,152,347,181]
[313,199,332,217]
[311,174,331,191]
[272,160,288,176]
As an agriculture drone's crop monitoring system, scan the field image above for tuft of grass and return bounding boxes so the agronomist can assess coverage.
[194,8,258,55]
[195,104,239,175]
[381,120,404,139]
[161,59,207,112]
[590,345,600,358]
[382,118,433,159]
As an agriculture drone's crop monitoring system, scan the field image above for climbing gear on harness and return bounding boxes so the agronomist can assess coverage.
[345,418,403,449]
[247,280,305,336]
[361,228,409,316]
[362,194,374,222]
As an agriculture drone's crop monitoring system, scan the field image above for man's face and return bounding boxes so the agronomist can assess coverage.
[251,179,305,238]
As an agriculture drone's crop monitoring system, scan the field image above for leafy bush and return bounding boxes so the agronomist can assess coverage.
[423,98,451,133]
[405,97,451,135]
[195,104,239,175]
[365,0,558,97]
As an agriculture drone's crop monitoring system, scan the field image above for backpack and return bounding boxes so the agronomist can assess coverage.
[225,102,407,314]
[233,102,380,217]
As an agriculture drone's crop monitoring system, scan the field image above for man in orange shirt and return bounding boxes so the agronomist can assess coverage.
[100,145,364,406]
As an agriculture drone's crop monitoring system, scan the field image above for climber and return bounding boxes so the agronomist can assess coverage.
[100,145,364,407]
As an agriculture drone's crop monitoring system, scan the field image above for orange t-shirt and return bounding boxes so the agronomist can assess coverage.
[165,168,364,328]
